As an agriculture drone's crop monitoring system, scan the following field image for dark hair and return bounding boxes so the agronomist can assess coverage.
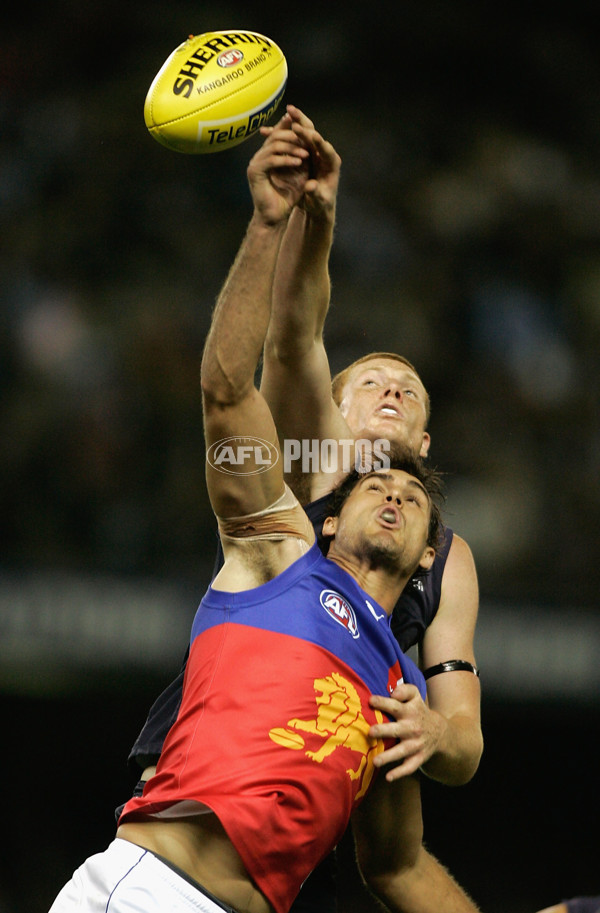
[325,452,444,550]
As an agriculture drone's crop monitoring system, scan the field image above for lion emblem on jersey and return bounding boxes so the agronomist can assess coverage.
[269,672,384,799]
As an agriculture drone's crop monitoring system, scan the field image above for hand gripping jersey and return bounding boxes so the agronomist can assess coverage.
[120,542,425,913]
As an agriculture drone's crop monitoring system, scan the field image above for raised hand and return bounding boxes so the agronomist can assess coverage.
[247,111,311,225]
[285,104,342,222]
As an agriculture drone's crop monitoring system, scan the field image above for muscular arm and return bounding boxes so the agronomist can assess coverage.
[201,121,310,519]
[369,535,483,785]
[201,212,289,518]
[418,534,482,784]
[262,205,338,439]
[260,107,347,495]
[351,774,482,913]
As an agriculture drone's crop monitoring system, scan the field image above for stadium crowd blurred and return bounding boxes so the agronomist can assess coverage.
[2,2,599,605]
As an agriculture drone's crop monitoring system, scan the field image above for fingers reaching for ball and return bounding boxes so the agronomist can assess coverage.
[284,104,316,131]
[250,102,342,225]
[247,121,312,225]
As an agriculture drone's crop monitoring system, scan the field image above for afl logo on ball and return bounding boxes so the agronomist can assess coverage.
[320,590,360,639]
[217,49,244,67]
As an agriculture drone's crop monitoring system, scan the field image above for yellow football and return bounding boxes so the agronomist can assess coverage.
[144,30,287,154]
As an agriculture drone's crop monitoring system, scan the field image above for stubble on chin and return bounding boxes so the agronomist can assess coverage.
[355,533,404,574]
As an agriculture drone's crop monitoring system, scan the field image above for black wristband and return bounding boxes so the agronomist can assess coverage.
[423,659,480,680]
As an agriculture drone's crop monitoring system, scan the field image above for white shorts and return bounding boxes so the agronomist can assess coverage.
[48,838,236,913]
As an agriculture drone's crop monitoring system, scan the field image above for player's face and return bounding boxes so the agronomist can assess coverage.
[325,469,435,576]
[338,358,430,457]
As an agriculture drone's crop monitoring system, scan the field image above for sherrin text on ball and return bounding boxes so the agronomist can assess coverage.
[144,30,287,154]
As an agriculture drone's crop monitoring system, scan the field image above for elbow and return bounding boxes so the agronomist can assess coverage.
[464,738,484,784]
[421,734,484,787]
[263,332,314,366]
[458,731,485,784]
[200,372,231,408]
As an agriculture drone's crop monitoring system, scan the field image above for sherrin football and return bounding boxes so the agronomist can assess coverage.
[144,30,287,154]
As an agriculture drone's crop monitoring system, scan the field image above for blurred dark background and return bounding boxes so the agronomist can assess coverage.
[1,2,599,912]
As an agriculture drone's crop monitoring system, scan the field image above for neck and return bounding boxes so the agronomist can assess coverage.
[326,551,411,615]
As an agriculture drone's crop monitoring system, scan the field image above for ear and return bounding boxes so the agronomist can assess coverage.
[322,515,338,539]
[419,432,431,457]
[418,545,435,571]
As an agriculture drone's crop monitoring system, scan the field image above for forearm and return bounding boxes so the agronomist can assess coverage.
[353,774,482,913]
[267,205,335,359]
[201,214,287,404]
[366,844,482,913]
[419,711,483,785]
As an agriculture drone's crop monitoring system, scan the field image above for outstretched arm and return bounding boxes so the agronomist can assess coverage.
[201,118,310,518]
[259,107,348,477]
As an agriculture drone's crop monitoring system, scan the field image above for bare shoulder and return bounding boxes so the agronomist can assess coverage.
[444,533,477,579]
[420,532,479,666]
[439,533,479,615]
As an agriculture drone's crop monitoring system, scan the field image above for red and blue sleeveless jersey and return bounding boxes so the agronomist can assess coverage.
[120,542,425,913]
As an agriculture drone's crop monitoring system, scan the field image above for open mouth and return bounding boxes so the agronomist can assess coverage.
[377,404,400,417]
[378,506,400,526]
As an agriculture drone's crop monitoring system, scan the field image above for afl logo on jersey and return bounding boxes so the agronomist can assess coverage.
[320,590,360,639]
